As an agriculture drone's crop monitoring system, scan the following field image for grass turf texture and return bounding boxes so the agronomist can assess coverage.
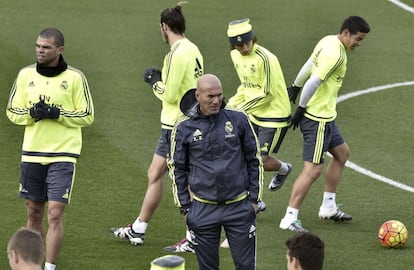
[0,0,413,269]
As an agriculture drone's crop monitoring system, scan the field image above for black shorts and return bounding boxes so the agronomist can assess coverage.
[19,162,75,204]
[301,117,344,164]
[155,129,172,158]
[252,124,288,155]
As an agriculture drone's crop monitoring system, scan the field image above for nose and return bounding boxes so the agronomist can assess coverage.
[212,96,221,105]
[241,43,249,52]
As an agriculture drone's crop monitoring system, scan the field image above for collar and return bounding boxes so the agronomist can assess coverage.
[36,55,68,77]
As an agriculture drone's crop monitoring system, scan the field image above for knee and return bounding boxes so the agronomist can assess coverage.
[260,155,272,168]
[301,163,324,182]
[310,168,323,181]
[47,205,65,224]
[27,207,44,223]
[337,146,350,164]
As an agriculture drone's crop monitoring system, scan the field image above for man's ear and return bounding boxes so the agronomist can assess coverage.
[58,45,65,55]
[292,257,301,269]
[161,22,168,32]
[10,249,20,264]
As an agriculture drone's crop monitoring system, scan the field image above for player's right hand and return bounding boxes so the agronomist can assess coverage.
[143,67,161,87]
[29,98,49,121]
[289,106,306,130]
[287,85,301,104]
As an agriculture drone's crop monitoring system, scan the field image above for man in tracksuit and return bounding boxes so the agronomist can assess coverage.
[169,74,264,270]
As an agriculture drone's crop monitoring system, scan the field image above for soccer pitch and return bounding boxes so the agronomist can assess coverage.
[0,0,413,269]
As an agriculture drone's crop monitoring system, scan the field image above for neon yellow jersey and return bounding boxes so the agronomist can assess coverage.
[227,44,291,128]
[153,38,204,129]
[306,35,347,121]
[6,64,94,164]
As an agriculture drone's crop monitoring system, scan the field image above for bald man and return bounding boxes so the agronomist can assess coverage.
[169,74,264,270]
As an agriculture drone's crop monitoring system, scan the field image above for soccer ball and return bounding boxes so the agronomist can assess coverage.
[378,220,408,248]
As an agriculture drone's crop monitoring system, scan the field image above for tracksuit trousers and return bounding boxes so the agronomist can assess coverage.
[186,199,257,270]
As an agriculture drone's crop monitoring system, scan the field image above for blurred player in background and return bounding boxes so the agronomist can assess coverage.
[6,27,95,270]
[7,227,45,270]
[111,2,204,253]
[226,18,292,192]
[279,16,370,232]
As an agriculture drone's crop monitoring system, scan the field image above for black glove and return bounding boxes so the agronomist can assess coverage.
[46,105,60,119]
[143,67,161,87]
[289,106,306,130]
[29,99,60,121]
[29,98,49,121]
[287,85,301,104]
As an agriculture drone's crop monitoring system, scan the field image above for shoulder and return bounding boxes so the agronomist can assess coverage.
[314,35,343,57]
[18,63,36,75]
[65,65,88,81]
[316,35,341,49]
[255,44,278,64]
[224,106,246,114]
[175,114,192,129]
[255,44,273,56]
[175,38,201,53]
[223,107,249,120]
[66,65,85,75]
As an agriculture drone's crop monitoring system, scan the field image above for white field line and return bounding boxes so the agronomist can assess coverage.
[388,0,414,13]
[329,81,414,192]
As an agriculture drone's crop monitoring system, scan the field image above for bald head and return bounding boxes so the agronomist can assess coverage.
[197,74,222,91]
[196,74,223,116]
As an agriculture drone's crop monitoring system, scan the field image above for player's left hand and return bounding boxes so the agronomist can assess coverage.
[287,85,301,104]
[143,67,161,87]
[46,105,60,119]
[289,106,306,130]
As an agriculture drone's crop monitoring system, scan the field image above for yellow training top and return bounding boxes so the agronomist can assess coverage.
[6,64,94,164]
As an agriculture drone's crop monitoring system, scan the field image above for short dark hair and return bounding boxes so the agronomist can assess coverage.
[39,27,65,47]
[340,16,370,35]
[160,3,186,34]
[286,232,324,270]
[8,228,45,265]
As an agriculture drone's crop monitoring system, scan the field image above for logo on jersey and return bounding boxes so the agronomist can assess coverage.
[224,121,235,138]
[193,129,203,142]
[250,64,256,73]
[194,58,203,79]
[60,80,68,90]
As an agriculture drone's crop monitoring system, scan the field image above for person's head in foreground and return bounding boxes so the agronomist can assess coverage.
[285,232,324,270]
[7,227,45,270]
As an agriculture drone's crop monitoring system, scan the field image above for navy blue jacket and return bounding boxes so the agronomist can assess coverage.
[170,104,264,207]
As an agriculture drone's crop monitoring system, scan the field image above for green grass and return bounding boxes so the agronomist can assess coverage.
[1,0,413,269]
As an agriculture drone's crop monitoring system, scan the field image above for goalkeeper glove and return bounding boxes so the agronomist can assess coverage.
[143,67,162,87]
[287,84,301,104]
[289,106,306,130]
